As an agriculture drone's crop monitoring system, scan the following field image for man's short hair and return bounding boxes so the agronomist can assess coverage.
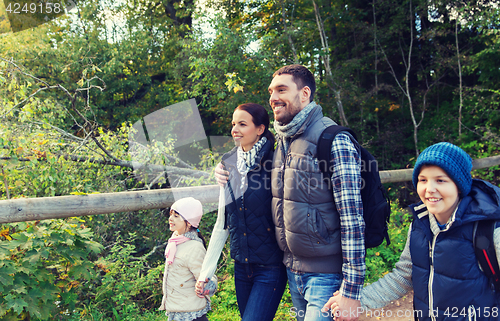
[273,64,316,102]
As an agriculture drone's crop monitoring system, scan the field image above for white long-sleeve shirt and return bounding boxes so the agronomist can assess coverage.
[198,186,229,282]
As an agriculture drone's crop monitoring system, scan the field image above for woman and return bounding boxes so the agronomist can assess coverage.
[196,103,287,321]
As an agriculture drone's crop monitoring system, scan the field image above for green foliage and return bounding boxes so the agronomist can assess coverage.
[0,218,102,320]
[461,137,500,186]
[207,261,296,320]
[175,13,274,136]
[83,232,163,319]
[210,262,238,314]
[365,200,412,284]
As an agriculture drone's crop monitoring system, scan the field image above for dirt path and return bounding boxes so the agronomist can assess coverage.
[359,292,415,321]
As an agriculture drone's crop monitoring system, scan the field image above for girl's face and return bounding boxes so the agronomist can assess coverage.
[231,109,265,152]
[417,165,460,225]
[169,209,190,234]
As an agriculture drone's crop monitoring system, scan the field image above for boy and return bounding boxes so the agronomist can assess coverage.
[324,142,500,321]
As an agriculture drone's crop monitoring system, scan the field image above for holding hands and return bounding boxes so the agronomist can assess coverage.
[195,279,210,298]
[322,291,362,321]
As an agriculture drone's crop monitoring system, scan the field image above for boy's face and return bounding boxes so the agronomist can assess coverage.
[417,165,460,225]
[268,74,309,125]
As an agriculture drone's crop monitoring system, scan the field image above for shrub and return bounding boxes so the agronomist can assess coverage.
[0,218,102,320]
[365,200,412,284]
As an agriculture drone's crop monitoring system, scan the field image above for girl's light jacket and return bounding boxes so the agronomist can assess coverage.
[159,239,207,313]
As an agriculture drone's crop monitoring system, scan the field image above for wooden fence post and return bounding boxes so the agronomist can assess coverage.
[1,155,499,224]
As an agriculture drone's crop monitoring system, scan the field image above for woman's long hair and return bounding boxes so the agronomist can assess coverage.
[235,103,275,147]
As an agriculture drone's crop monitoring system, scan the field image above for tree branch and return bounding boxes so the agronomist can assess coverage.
[91,135,122,163]
[0,154,211,179]
[130,241,167,261]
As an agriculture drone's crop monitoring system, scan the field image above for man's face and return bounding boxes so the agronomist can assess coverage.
[268,74,309,125]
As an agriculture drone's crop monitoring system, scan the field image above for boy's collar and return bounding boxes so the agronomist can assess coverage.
[417,201,461,235]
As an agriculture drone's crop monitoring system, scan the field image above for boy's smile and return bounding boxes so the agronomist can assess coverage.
[417,165,460,225]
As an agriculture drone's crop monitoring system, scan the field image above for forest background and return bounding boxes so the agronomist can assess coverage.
[0,0,499,320]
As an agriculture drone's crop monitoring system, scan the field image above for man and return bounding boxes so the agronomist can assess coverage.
[216,64,364,321]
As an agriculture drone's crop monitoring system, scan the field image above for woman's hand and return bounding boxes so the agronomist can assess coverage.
[214,163,229,186]
[195,279,209,298]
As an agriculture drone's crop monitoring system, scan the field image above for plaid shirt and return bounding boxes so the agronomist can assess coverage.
[331,133,365,300]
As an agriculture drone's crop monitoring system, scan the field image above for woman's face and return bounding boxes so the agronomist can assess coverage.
[169,209,190,234]
[417,165,460,225]
[231,109,265,152]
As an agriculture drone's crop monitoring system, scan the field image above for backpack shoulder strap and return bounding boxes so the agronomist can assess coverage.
[474,219,500,291]
[317,125,357,179]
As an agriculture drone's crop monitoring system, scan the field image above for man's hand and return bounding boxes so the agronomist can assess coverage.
[214,162,229,186]
[195,279,209,298]
[322,291,362,321]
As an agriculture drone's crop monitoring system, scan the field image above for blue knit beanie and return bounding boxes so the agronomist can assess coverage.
[412,142,473,196]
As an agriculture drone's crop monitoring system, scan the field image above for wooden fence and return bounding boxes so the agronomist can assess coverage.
[1,155,499,224]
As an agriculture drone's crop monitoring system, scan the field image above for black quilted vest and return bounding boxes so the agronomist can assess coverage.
[221,139,283,265]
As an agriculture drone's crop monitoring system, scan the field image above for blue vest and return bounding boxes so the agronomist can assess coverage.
[409,180,500,321]
[222,140,283,265]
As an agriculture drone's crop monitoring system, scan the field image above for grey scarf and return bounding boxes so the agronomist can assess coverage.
[273,101,317,153]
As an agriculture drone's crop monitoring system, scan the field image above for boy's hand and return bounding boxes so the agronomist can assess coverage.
[215,163,229,186]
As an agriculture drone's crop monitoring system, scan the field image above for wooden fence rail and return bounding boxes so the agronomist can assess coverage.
[1,155,499,224]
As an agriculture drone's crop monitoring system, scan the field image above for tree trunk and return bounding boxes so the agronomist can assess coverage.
[281,0,298,63]
[312,0,348,126]
[456,18,463,138]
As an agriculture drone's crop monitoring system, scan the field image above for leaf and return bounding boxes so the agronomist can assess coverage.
[84,240,103,254]
[0,228,11,240]
[25,289,51,320]
[12,286,27,295]
[5,294,28,314]
[233,84,244,93]
[0,263,16,286]
[70,191,87,195]
[22,250,41,265]
[9,233,31,249]
[38,281,59,302]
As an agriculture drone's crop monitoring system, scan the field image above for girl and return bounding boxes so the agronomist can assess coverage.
[324,142,500,321]
[196,103,287,321]
[159,197,216,321]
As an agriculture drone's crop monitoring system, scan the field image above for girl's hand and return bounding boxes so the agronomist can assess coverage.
[195,279,209,298]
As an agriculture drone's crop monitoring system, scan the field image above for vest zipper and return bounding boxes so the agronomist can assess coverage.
[280,141,288,196]
[468,305,476,321]
[428,234,438,321]
[280,140,290,259]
